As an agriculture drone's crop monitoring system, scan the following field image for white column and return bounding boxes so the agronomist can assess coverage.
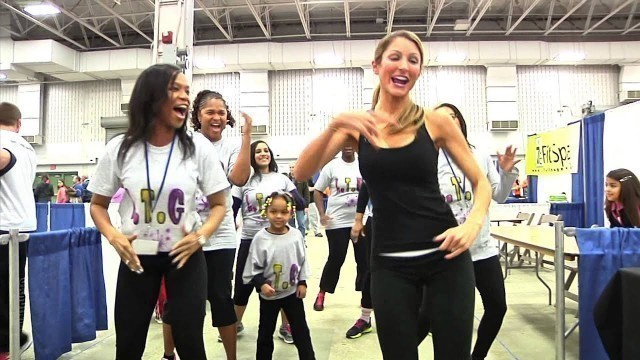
[16,84,43,140]
[239,71,269,136]
[486,66,518,131]
[152,0,195,82]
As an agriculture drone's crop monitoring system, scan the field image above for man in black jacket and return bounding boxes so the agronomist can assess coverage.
[33,175,54,203]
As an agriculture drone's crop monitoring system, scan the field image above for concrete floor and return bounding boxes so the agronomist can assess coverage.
[19,231,580,359]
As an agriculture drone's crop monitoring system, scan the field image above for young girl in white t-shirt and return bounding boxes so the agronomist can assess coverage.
[231,140,306,343]
[243,191,315,359]
[88,64,229,360]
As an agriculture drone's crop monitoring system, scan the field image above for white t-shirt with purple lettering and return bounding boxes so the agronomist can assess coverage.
[314,158,362,230]
[231,172,296,240]
[89,133,229,252]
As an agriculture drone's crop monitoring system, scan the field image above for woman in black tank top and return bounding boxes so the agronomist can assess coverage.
[294,30,491,360]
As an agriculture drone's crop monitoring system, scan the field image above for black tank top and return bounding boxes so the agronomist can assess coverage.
[359,124,458,254]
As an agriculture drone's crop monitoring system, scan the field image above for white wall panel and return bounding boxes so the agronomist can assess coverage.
[270,69,364,138]
[0,85,18,105]
[192,73,241,137]
[45,80,121,143]
[269,70,312,137]
[517,65,619,134]
[311,68,363,136]
[412,66,488,134]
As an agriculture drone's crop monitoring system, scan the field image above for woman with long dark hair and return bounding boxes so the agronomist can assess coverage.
[231,140,305,344]
[294,30,491,359]
[605,168,640,228]
[416,103,520,360]
[88,64,229,359]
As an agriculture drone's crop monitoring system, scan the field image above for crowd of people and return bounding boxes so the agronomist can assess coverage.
[1,29,640,360]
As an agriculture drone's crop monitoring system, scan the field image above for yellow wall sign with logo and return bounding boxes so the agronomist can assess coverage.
[526,123,581,175]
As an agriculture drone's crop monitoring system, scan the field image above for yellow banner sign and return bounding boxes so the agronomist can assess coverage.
[526,123,581,175]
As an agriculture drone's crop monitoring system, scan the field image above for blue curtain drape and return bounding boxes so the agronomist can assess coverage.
[550,202,584,228]
[572,114,605,227]
[28,227,107,359]
[575,228,640,360]
[27,230,72,360]
[35,203,48,232]
[50,204,86,230]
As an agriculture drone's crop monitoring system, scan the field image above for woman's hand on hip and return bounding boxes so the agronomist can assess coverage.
[170,232,204,269]
[434,222,481,259]
[109,232,143,273]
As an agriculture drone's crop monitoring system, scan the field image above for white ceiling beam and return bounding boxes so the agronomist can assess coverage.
[584,0,597,30]
[428,0,445,36]
[225,9,234,39]
[245,1,271,39]
[545,0,556,31]
[622,21,640,34]
[344,0,350,37]
[466,0,494,35]
[0,2,87,49]
[93,0,153,42]
[294,0,311,39]
[544,0,588,35]
[506,0,543,35]
[196,0,232,41]
[387,0,396,35]
[584,0,635,34]
[114,18,125,45]
[0,25,24,38]
[624,1,638,31]
[506,0,514,30]
[46,1,121,47]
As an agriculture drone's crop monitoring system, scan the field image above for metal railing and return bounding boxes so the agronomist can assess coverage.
[0,229,29,358]
[554,222,577,360]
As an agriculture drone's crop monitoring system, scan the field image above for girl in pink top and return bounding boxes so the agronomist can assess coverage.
[56,179,69,203]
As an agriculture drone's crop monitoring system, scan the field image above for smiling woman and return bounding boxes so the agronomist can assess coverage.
[87,64,230,360]
[294,30,491,360]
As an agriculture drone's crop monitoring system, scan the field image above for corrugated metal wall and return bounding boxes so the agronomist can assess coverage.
[0,86,18,105]
[412,66,488,133]
[44,80,121,143]
[192,73,241,138]
[517,65,619,134]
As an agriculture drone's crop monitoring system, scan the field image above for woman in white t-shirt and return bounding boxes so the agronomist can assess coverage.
[88,64,229,360]
[417,103,519,360]
[231,140,305,343]
[312,145,365,312]
[159,90,253,360]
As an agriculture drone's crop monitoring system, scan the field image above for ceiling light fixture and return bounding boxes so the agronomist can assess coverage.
[453,19,471,31]
[554,51,586,62]
[435,53,467,63]
[0,73,7,80]
[24,4,61,16]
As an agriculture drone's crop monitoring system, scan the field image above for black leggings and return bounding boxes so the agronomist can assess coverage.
[371,251,475,360]
[257,293,315,360]
[417,255,507,359]
[114,250,207,360]
[319,227,369,294]
[233,239,254,307]
[359,220,372,309]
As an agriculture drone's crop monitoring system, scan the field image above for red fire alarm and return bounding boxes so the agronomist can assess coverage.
[162,31,173,44]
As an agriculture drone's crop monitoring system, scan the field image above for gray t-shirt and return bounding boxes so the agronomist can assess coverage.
[242,227,310,300]
[314,158,362,230]
[231,172,296,239]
